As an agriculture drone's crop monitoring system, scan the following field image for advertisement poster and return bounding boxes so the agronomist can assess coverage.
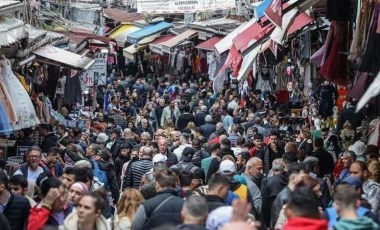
[137,0,236,14]
[83,52,107,86]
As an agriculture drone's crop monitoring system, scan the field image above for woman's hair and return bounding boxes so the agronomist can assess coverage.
[82,190,107,213]
[187,122,196,130]
[298,175,319,190]
[116,188,145,220]
[368,159,380,183]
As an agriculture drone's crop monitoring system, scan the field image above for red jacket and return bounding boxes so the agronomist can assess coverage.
[27,206,51,230]
[283,217,328,230]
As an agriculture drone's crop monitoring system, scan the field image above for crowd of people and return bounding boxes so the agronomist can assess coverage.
[1,74,380,230]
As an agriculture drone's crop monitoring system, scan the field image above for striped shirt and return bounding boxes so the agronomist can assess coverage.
[125,159,153,189]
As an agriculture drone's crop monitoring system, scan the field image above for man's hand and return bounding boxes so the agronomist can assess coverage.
[43,188,60,207]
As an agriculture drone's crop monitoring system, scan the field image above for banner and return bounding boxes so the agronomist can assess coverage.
[137,0,236,14]
[83,52,107,86]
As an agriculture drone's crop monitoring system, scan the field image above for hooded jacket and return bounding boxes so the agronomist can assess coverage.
[59,211,110,230]
[283,217,328,230]
[334,217,378,230]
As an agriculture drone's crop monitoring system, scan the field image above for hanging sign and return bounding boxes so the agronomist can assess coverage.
[137,0,236,14]
[83,52,107,86]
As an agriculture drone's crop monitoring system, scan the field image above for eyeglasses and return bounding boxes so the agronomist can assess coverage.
[28,155,41,159]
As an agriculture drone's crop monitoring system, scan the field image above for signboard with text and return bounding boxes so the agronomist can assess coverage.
[83,52,107,86]
[137,0,236,14]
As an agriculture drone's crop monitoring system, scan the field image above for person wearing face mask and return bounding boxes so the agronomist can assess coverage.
[242,157,263,217]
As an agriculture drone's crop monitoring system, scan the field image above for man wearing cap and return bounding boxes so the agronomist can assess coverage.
[171,147,199,173]
[348,140,367,162]
[350,161,380,218]
[200,115,216,141]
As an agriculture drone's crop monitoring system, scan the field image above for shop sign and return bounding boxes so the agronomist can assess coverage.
[16,146,29,156]
[137,0,236,14]
[83,52,107,86]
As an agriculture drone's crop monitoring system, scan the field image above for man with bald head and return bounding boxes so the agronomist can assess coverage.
[124,146,153,189]
[284,142,298,156]
[158,138,178,167]
[242,157,263,216]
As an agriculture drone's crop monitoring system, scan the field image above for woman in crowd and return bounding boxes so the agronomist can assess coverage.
[68,182,89,209]
[114,188,145,230]
[61,191,110,230]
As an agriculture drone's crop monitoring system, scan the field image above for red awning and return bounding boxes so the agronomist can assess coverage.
[151,35,174,44]
[287,12,314,35]
[232,17,275,53]
[219,44,242,73]
[196,36,223,51]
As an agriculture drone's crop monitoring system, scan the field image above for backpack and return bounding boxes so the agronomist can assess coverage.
[176,162,198,172]
[191,150,209,167]
[93,160,108,190]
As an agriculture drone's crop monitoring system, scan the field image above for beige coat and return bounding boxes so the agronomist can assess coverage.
[59,211,111,230]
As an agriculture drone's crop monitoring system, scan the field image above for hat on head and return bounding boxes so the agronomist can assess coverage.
[206,206,233,230]
[342,176,363,189]
[153,153,167,164]
[219,160,236,175]
[70,182,89,193]
[348,141,366,156]
[181,147,194,162]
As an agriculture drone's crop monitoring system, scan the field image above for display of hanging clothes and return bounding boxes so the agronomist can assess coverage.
[175,50,185,72]
[43,97,52,123]
[0,75,17,123]
[275,62,289,103]
[0,101,12,134]
[319,21,349,85]
[15,72,30,94]
[64,71,82,105]
[0,57,40,130]
[357,3,380,74]
[255,67,273,92]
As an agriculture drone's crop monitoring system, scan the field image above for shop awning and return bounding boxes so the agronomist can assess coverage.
[33,45,95,70]
[232,18,275,53]
[214,21,250,55]
[123,34,162,60]
[287,12,314,35]
[123,44,146,60]
[196,36,223,51]
[253,0,272,19]
[0,16,26,46]
[108,24,141,47]
[127,21,172,44]
[149,35,174,55]
[160,29,198,53]
[218,44,241,74]
[237,44,262,81]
